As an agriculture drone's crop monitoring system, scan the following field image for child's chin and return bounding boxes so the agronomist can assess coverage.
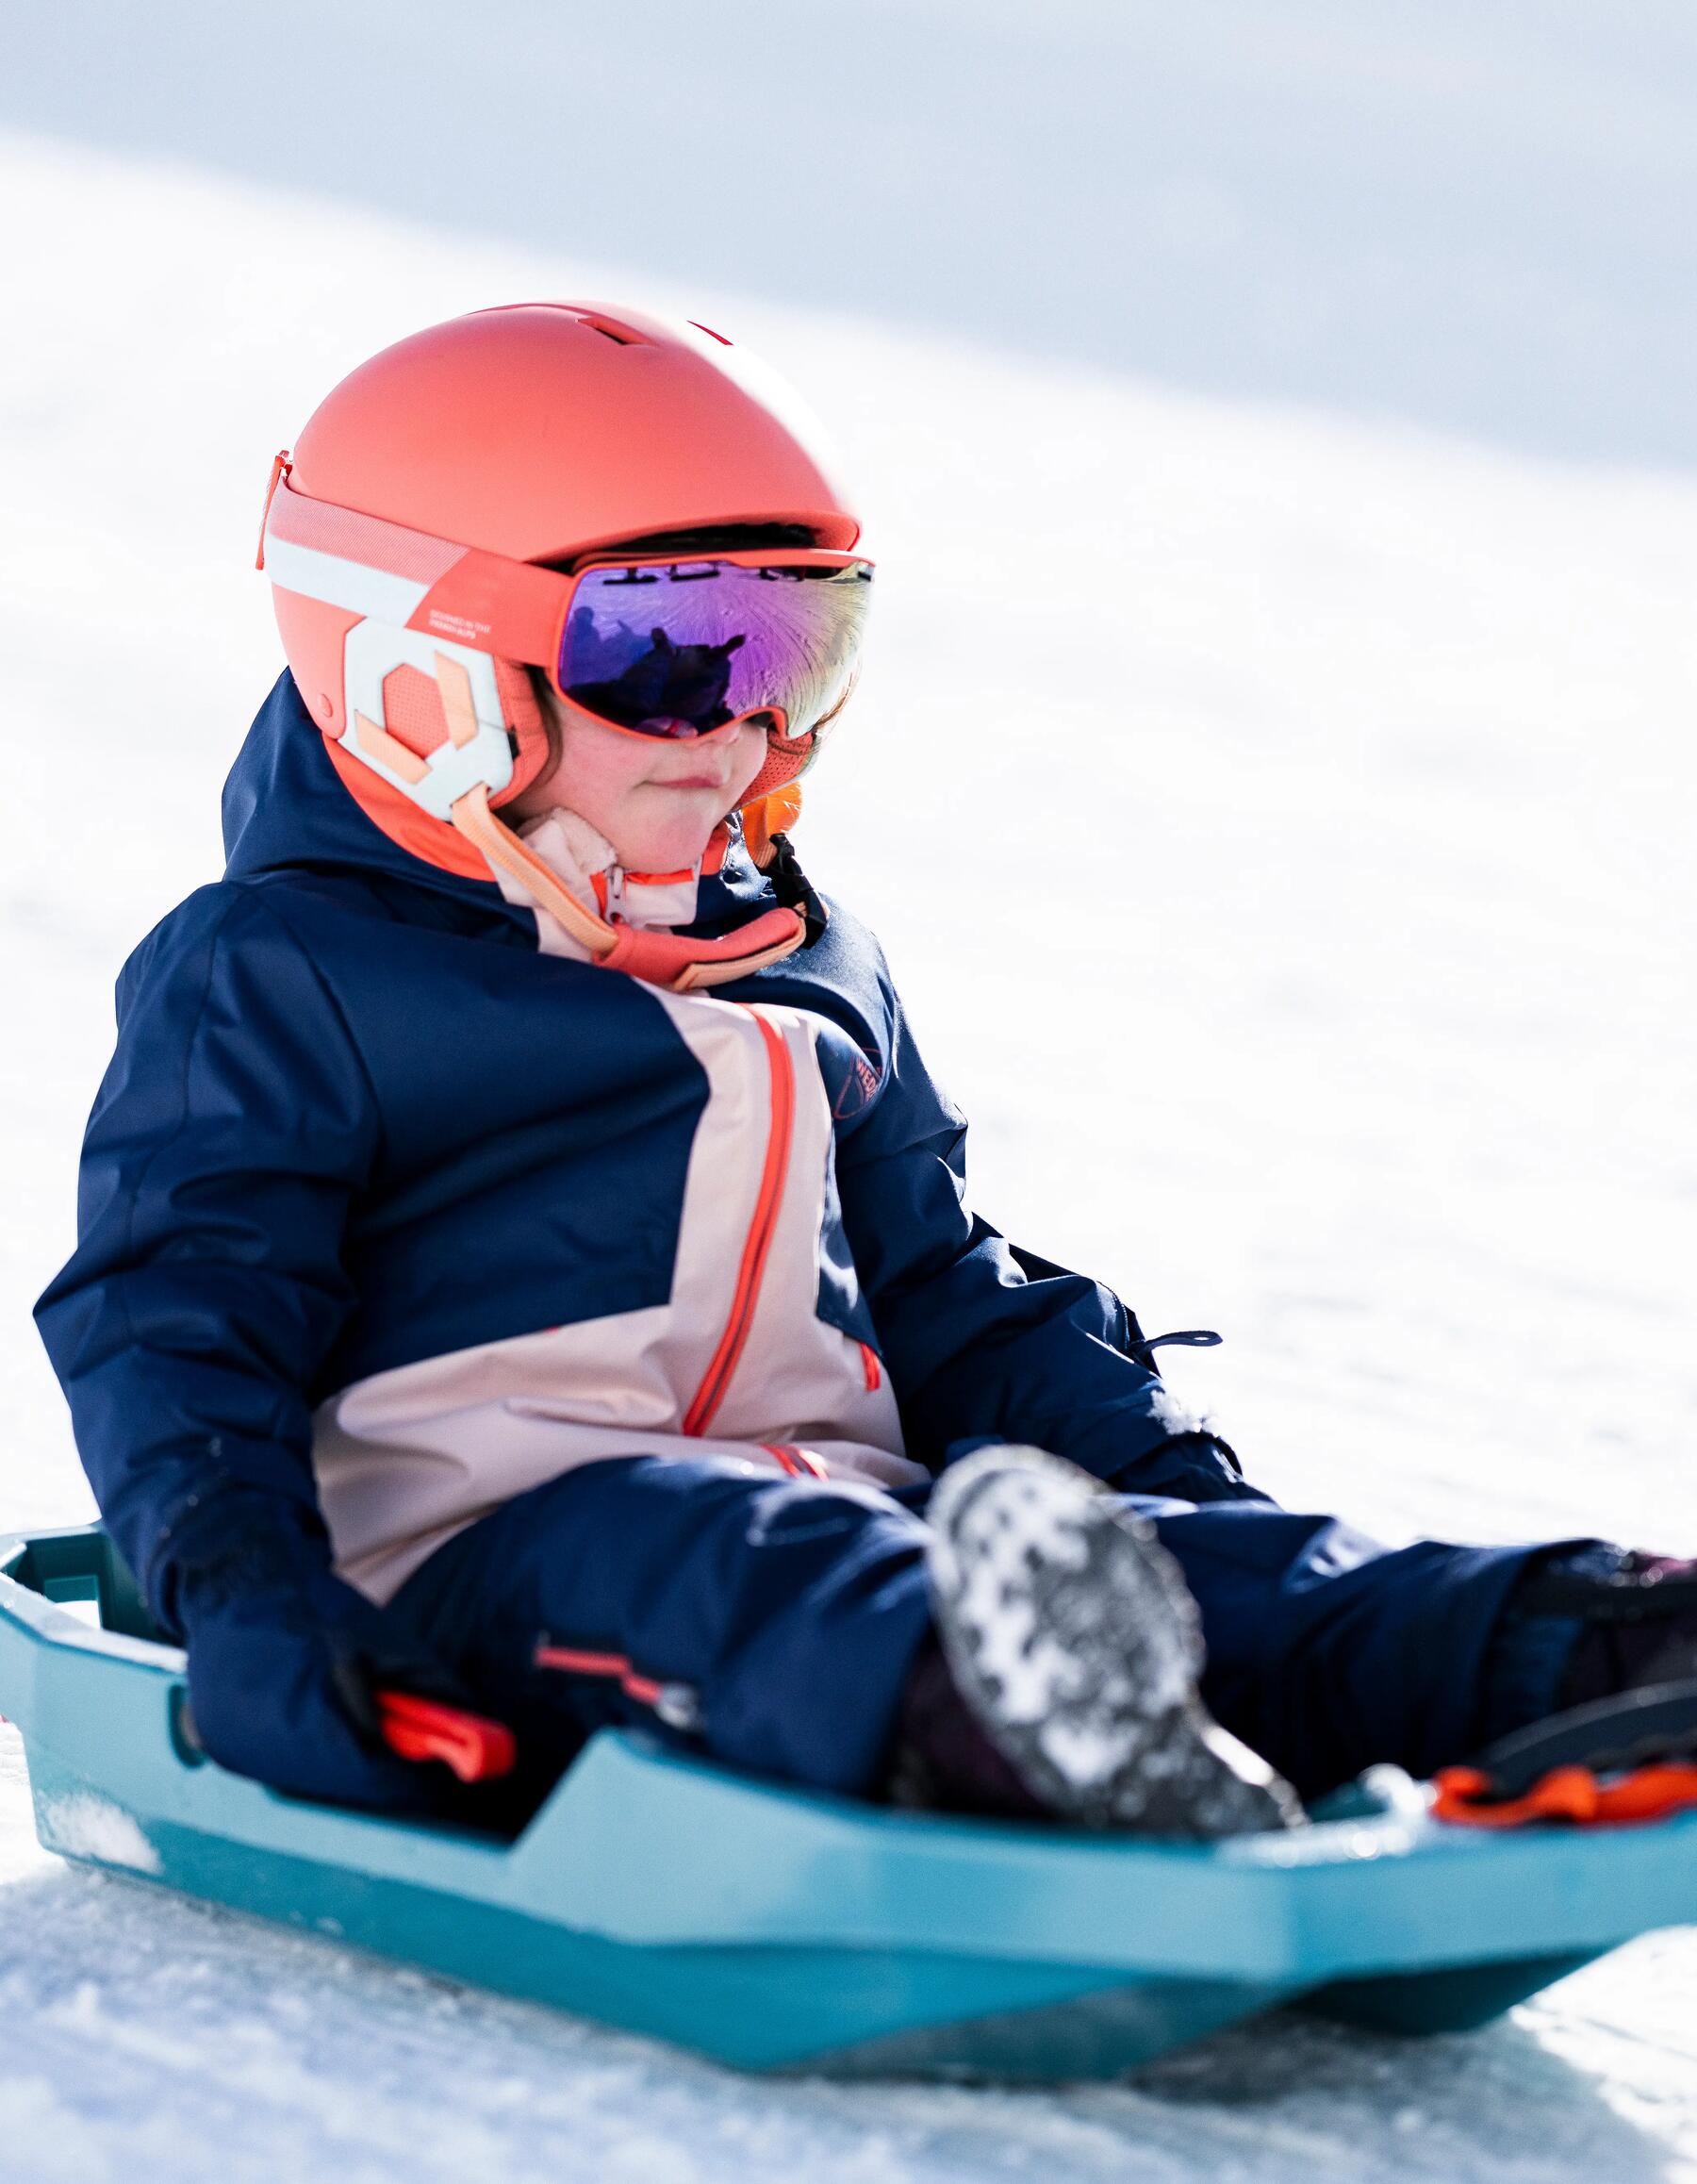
[617,801,723,873]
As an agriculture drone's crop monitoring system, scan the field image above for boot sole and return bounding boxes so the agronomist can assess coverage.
[927,1447,1303,1837]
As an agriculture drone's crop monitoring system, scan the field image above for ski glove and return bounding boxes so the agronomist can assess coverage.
[165,1487,470,1813]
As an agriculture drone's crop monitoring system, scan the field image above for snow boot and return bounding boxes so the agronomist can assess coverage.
[1521,1549,1697,1709]
[893,1446,1304,1838]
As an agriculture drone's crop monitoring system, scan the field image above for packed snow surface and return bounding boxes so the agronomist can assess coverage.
[3,124,1697,2181]
[35,1796,161,1878]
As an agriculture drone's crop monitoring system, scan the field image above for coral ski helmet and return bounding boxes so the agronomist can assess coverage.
[258,303,870,990]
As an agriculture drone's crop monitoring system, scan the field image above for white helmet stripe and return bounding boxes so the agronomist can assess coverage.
[261,531,436,629]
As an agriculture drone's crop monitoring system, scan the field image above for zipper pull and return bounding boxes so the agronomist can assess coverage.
[1130,1328,1223,1365]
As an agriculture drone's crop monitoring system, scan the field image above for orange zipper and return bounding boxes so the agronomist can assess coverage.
[762,1442,828,1479]
[682,1009,795,1437]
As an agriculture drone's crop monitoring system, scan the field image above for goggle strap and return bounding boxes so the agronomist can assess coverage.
[267,476,865,686]
[265,478,564,670]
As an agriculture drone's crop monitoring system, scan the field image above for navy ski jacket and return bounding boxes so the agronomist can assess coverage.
[37,674,1256,1636]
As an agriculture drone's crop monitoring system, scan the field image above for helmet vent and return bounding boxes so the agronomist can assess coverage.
[577,314,651,347]
[689,321,733,346]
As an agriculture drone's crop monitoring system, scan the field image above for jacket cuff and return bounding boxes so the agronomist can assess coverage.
[1104,1431,1271,1505]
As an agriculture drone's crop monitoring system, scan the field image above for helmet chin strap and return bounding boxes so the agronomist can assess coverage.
[449,783,807,989]
[424,656,809,992]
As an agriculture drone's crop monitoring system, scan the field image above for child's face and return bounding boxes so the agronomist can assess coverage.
[511,690,769,872]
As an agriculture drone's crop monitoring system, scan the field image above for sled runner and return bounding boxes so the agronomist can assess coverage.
[5,1523,1697,2084]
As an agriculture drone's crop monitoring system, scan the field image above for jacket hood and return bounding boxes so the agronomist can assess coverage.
[222,672,779,938]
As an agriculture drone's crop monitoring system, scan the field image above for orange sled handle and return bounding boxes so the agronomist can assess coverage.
[1433,1760,1697,1829]
[374,1690,517,1783]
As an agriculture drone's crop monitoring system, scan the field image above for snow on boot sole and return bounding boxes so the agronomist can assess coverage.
[926,1447,1303,1838]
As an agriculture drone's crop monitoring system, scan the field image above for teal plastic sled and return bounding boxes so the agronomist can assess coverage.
[5,1523,1696,2082]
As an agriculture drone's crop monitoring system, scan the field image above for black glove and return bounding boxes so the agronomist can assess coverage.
[166,1487,471,1813]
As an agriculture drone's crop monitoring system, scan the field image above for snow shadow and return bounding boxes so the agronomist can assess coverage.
[0,1856,1683,2184]
[8,0,1697,472]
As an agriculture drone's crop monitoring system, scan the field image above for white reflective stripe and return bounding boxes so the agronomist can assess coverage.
[263,529,433,627]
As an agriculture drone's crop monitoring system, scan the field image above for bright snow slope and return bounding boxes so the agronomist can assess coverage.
[2,134,1696,2182]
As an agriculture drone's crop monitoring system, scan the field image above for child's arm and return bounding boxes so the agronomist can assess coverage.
[35,885,450,1809]
[836,971,1265,1503]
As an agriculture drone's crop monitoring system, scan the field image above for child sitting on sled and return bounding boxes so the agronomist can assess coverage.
[37,306,1697,1834]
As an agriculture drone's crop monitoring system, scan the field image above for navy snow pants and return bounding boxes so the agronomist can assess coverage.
[387,1456,1587,1803]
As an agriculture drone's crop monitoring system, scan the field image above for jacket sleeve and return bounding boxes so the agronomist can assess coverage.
[834,969,1265,1503]
[34,885,380,1632]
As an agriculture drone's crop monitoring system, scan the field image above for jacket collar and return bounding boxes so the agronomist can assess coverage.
[496,806,704,959]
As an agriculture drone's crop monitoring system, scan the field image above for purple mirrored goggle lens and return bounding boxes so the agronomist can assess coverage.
[557,558,873,740]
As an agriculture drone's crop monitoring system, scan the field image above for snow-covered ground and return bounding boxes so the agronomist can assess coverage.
[8,0,1697,471]
[3,115,1697,2180]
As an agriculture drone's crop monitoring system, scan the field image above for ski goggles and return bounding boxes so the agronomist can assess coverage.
[555,551,871,741]
[259,467,872,748]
